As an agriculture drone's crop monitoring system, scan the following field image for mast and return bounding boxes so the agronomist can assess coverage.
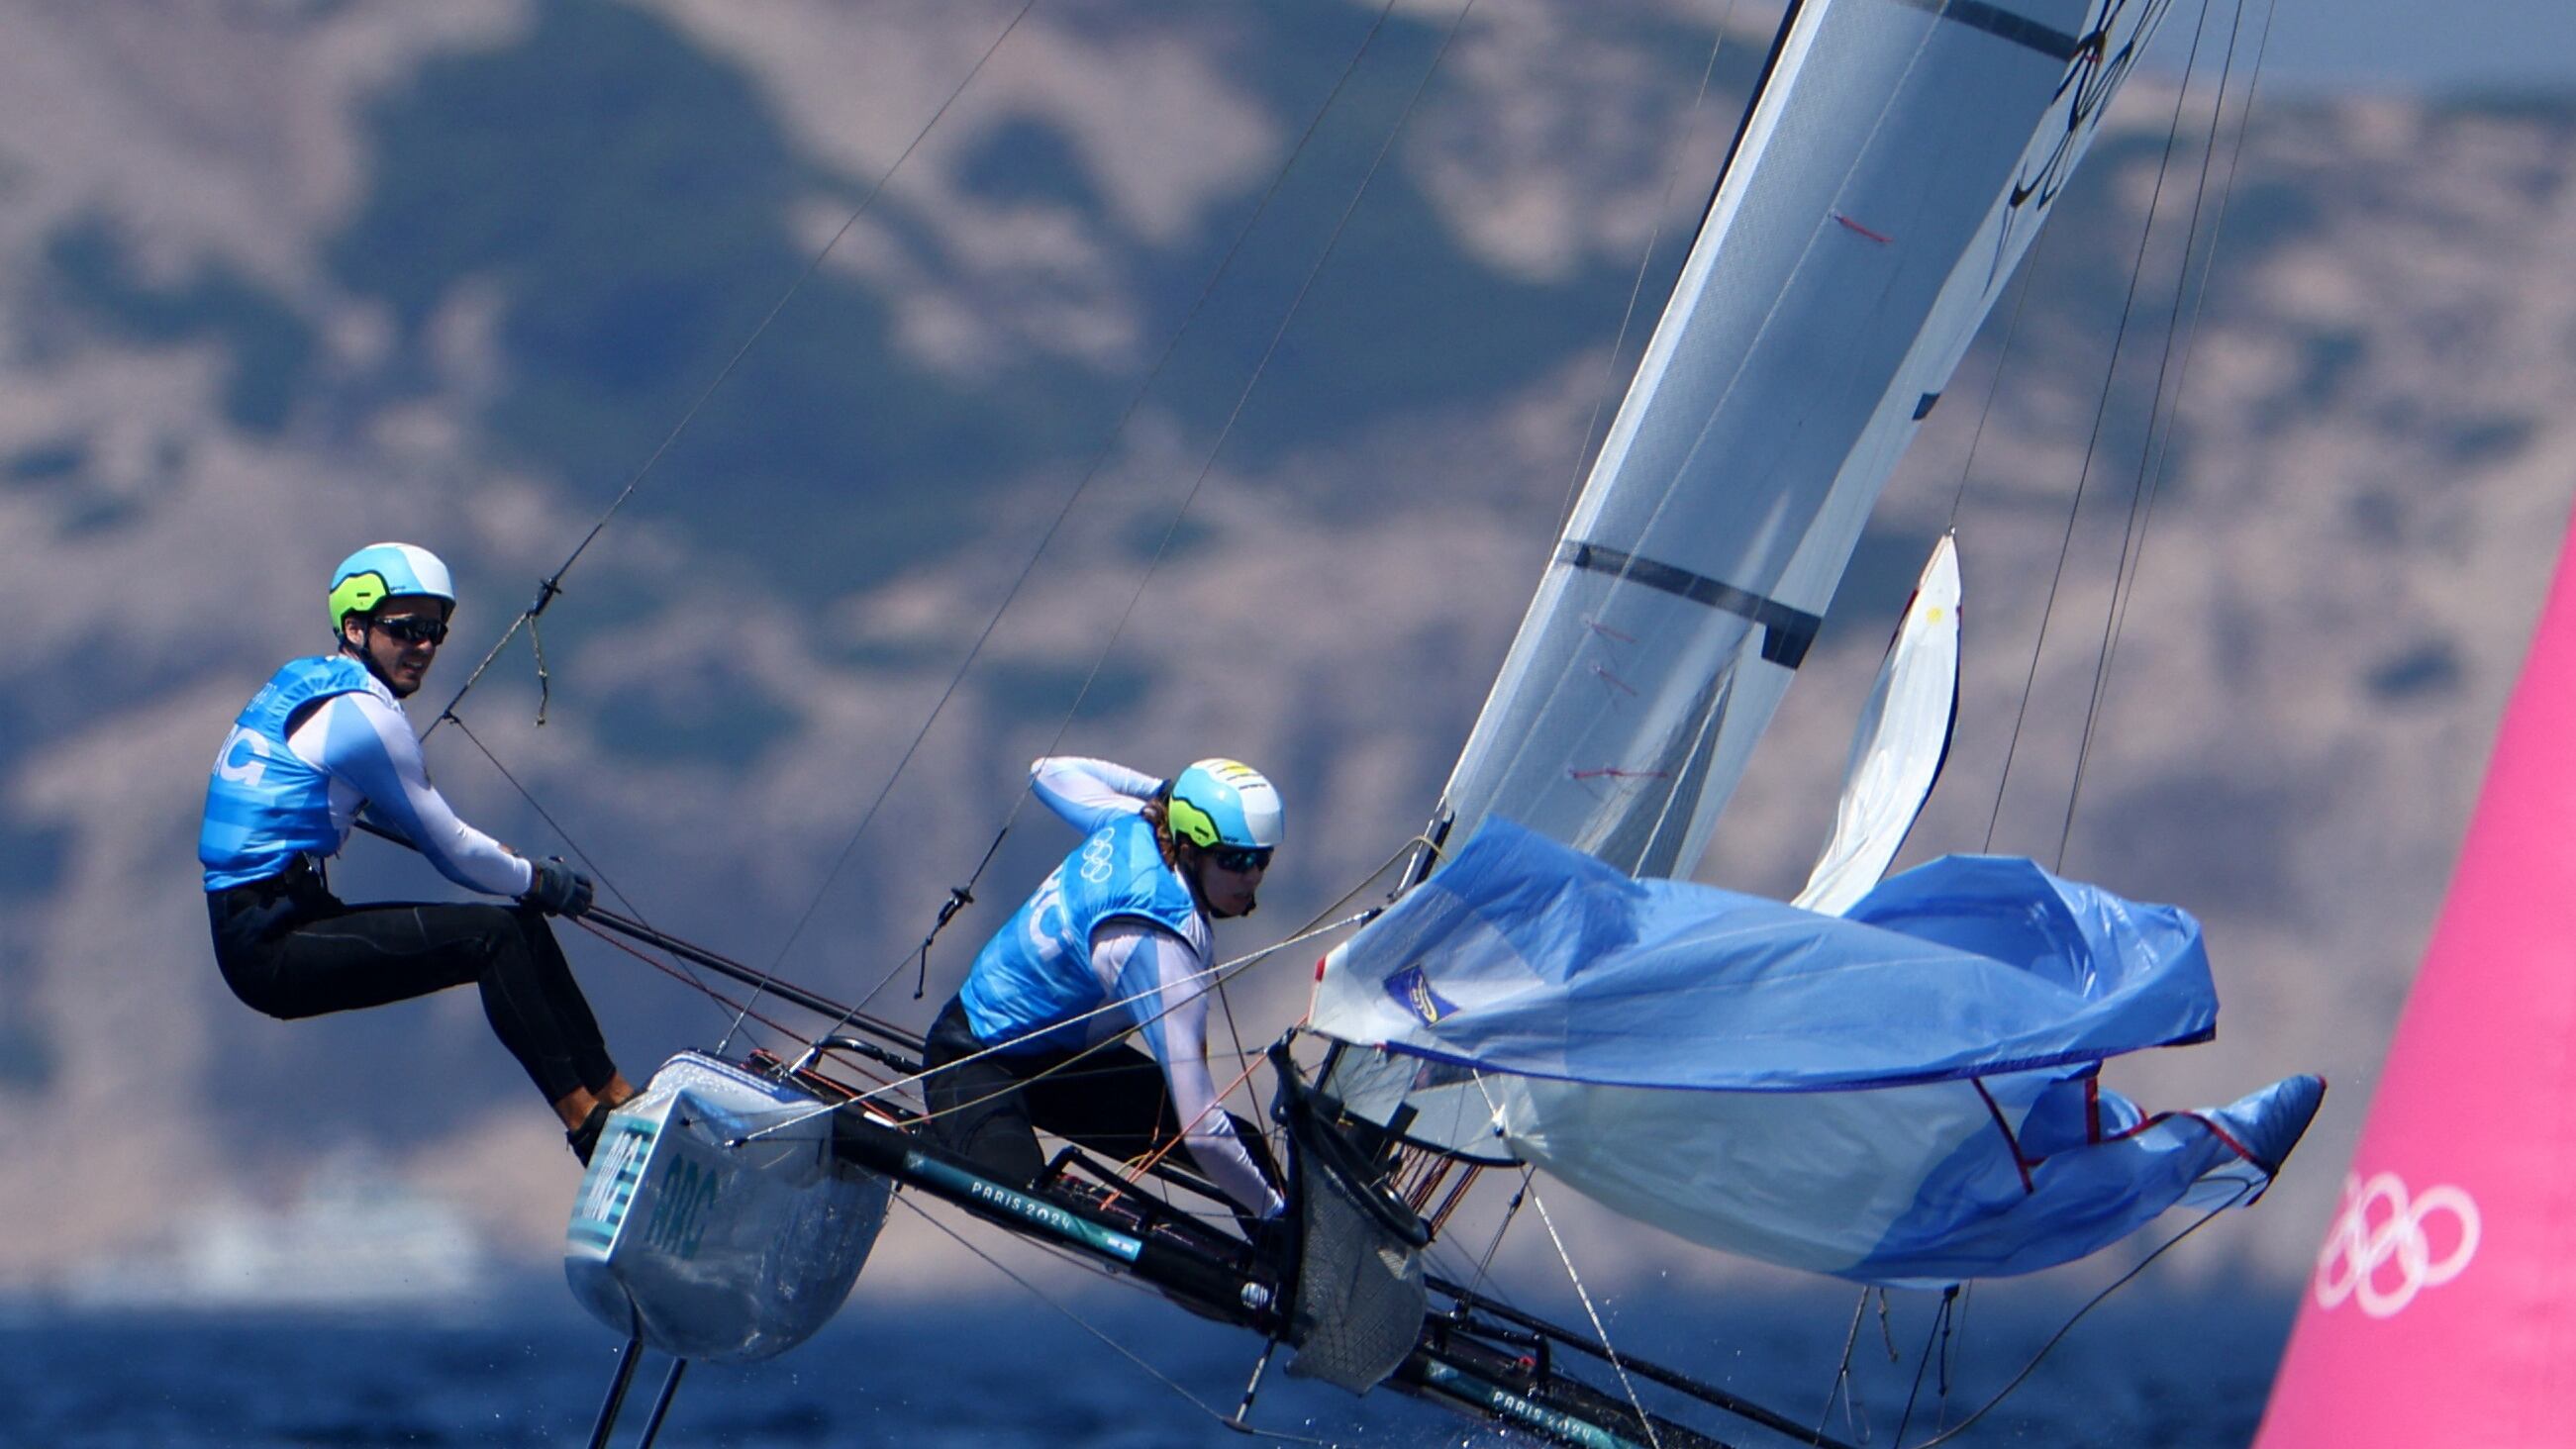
[1437,0,2170,879]
[2254,500,2576,1446]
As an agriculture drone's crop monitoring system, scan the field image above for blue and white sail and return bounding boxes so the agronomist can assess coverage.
[1315,0,2323,1285]
[1438,0,2176,877]
[1315,823,2323,1284]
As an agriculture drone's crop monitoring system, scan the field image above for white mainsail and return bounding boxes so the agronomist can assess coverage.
[1438,0,2170,880]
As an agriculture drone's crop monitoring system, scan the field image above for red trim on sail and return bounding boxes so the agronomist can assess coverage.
[1972,1078,2035,1193]
[1833,211,1894,244]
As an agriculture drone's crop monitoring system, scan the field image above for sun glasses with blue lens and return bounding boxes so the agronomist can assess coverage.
[370,615,449,645]
[1210,846,1273,873]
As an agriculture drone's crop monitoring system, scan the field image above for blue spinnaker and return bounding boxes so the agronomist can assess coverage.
[1311,821,2323,1283]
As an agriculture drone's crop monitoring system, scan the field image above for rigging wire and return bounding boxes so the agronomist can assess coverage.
[847,833,1425,1203]
[1901,1182,2257,1449]
[1459,1069,1664,1449]
[1525,1178,1667,1449]
[1944,260,2046,536]
[769,0,1416,1017]
[422,0,1044,745]
[892,1197,1344,1446]
[905,0,1490,879]
[2058,0,2278,861]
[1448,1166,1536,1308]
[1888,1287,1959,1447]
[732,906,1380,1145]
[1982,0,2226,870]
[437,712,750,1036]
[1818,1291,1876,1446]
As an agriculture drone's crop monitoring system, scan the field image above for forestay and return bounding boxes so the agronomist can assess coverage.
[1314,822,2324,1284]
[1439,0,2173,878]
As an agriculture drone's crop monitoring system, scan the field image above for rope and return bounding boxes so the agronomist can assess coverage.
[1446,1067,1665,1449]
[423,0,1044,744]
[894,1197,1342,1446]
[1984,0,2222,870]
[1817,1289,1879,1447]
[1902,1183,2255,1448]
[881,824,1421,1133]
[1889,1287,1958,1446]
[438,712,748,1036]
[773,0,1414,1007]
[1525,1176,1665,1449]
[2058,0,2275,865]
[731,908,1376,1144]
[1445,1166,1534,1311]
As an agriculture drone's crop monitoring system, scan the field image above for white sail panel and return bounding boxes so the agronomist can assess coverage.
[1794,531,1961,914]
[1439,0,2168,878]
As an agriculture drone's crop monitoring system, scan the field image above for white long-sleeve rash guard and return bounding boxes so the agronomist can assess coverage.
[288,689,533,897]
[1033,757,1286,1219]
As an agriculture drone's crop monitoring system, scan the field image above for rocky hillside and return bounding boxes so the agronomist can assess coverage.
[2,0,2570,1304]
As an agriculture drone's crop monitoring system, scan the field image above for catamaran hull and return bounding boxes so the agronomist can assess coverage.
[564,1052,893,1363]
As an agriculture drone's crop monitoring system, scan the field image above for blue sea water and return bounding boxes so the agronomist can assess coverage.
[0,1281,2294,1448]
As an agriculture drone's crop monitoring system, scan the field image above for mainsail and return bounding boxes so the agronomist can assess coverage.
[1439,0,2173,877]
[2252,503,2576,1445]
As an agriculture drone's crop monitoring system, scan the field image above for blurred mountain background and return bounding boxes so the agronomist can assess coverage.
[2,0,2570,1329]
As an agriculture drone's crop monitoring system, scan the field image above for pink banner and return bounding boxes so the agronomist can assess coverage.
[2256,502,2576,1446]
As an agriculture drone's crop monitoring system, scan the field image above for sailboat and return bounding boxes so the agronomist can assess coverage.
[539,0,2323,1444]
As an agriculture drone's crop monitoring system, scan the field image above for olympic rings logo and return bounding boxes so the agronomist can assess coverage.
[2312,1170,2480,1318]
[1079,834,1116,885]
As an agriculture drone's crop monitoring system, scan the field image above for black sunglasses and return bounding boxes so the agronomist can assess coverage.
[371,615,449,646]
[1210,846,1273,873]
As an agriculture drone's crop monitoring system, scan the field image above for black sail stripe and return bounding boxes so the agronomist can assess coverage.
[1556,540,1823,669]
[1883,0,2086,61]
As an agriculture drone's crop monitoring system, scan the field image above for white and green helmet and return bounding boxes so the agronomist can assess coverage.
[1166,759,1284,851]
[329,542,455,633]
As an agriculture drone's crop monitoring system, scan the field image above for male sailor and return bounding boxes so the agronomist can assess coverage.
[201,542,635,1163]
[923,756,1288,1227]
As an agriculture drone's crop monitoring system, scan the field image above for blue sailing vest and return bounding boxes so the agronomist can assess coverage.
[960,813,1207,1054]
[199,655,381,891]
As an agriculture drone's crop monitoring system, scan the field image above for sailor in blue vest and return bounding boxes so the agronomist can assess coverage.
[923,757,1288,1223]
[201,542,634,1163]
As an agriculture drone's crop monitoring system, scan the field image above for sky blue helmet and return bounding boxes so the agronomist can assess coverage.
[1166,759,1284,851]
[330,542,455,633]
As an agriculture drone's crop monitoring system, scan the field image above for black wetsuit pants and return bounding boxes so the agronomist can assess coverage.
[921,996,1278,1204]
[208,859,616,1104]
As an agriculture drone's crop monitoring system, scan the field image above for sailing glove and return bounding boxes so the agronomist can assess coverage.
[524,856,595,918]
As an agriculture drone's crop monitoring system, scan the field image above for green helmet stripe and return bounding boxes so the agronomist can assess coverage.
[330,572,389,631]
[1166,795,1222,847]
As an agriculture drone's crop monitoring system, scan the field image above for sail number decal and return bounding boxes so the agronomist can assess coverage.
[2312,1170,2480,1318]
[642,1156,721,1259]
